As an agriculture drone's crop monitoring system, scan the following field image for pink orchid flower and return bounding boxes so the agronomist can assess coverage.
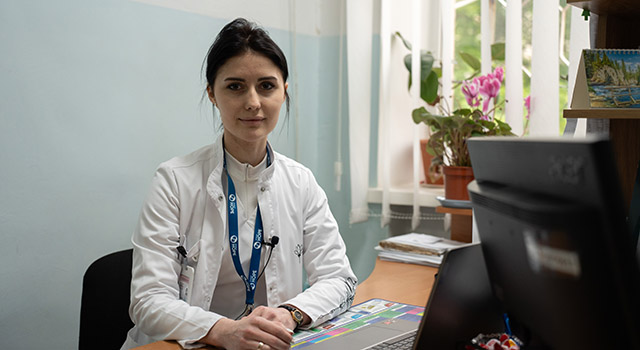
[524,95,531,119]
[479,76,501,99]
[479,77,501,113]
[493,66,504,82]
[474,75,488,87]
[462,80,480,107]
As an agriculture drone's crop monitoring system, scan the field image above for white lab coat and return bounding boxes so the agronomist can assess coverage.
[122,136,357,349]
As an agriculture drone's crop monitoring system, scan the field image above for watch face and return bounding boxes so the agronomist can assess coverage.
[292,310,303,323]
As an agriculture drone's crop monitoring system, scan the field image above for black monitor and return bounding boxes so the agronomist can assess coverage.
[467,136,640,349]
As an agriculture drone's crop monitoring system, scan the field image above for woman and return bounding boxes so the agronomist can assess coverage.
[121,18,357,350]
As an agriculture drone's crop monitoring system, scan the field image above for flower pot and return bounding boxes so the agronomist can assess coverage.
[443,165,474,200]
[420,139,444,185]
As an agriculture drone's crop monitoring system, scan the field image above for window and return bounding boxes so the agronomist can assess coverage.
[347,0,590,227]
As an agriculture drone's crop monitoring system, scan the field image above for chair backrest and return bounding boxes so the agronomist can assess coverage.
[79,249,133,350]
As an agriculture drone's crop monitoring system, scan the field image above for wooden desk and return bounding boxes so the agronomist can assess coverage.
[353,258,437,306]
[134,259,438,349]
[134,341,184,350]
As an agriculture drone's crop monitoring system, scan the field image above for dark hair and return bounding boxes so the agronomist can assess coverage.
[204,18,290,116]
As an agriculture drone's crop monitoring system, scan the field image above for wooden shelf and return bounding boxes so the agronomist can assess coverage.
[567,0,640,19]
[568,0,640,50]
[564,108,640,119]
[566,0,640,212]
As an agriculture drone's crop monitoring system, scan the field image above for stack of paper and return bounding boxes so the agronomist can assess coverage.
[375,233,468,267]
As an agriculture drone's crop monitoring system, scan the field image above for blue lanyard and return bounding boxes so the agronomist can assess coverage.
[225,148,270,308]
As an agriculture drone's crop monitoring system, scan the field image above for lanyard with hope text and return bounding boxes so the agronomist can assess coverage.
[225,147,270,317]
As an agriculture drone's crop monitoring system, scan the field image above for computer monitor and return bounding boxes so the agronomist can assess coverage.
[467,136,640,349]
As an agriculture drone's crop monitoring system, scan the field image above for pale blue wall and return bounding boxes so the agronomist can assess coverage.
[0,0,388,349]
[315,34,386,276]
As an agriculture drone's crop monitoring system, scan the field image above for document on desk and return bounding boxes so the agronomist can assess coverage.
[375,233,468,266]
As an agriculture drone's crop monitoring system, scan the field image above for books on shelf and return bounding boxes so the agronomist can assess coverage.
[375,232,468,267]
[572,49,640,109]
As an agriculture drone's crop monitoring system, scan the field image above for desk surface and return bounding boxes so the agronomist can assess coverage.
[133,259,438,350]
[353,258,437,306]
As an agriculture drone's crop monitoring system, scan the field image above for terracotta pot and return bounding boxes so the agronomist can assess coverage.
[420,139,444,185]
[443,166,474,200]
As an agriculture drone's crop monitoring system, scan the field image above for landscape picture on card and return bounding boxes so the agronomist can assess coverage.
[583,50,640,108]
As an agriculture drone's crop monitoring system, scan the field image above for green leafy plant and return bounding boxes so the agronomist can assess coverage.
[395,32,514,180]
[412,107,514,168]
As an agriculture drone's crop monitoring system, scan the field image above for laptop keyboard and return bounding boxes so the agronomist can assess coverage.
[369,329,417,350]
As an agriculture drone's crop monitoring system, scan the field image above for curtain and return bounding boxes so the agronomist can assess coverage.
[505,0,524,135]
[480,0,493,75]
[529,0,560,136]
[410,0,423,229]
[440,0,455,111]
[347,0,373,224]
[377,0,392,227]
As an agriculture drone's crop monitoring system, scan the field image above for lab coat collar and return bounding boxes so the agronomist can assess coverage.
[205,135,276,207]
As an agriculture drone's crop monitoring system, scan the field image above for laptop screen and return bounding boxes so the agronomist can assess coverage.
[413,244,504,349]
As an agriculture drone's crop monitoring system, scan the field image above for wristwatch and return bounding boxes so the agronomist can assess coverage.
[279,305,304,328]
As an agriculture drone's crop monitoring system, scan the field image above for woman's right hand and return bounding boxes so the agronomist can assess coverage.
[201,311,293,350]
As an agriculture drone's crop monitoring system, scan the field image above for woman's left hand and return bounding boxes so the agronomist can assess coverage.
[201,308,294,350]
[249,306,297,333]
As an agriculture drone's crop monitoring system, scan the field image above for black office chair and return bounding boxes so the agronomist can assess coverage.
[79,249,134,350]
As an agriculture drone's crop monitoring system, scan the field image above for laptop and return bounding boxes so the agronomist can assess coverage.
[294,244,504,349]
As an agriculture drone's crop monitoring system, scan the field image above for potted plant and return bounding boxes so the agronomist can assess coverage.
[395,32,515,200]
[412,85,515,200]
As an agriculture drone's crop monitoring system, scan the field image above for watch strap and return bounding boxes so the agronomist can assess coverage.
[278,305,303,328]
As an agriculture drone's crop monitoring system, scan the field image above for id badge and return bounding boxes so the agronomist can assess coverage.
[179,265,195,302]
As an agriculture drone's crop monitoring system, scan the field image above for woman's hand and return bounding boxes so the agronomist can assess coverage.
[251,306,298,332]
[201,306,294,350]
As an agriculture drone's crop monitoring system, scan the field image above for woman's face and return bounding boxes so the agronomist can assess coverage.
[208,52,288,151]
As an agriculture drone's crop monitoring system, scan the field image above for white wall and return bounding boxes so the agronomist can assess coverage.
[132,0,344,36]
[0,0,390,348]
[1,1,221,348]
[0,0,384,349]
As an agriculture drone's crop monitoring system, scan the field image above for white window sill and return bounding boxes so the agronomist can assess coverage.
[367,184,444,207]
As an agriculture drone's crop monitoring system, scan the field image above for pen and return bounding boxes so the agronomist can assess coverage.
[177,246,187,258]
